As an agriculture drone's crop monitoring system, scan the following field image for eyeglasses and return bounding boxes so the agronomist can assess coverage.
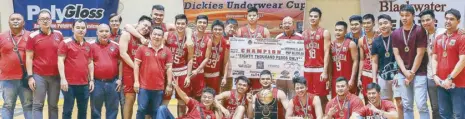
[38,18,51,22]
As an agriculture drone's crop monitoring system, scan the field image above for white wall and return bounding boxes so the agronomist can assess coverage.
[0,0,185,32]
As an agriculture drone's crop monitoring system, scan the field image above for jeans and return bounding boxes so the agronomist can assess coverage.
[437,87,465,119]
[91,79,119,119]
[62,85,90,119]
[1,80,33,119]
[32,74,60,119]
[427,78,440,119]
[156,105,175,119]
[398,74,430,119]
[136,88,163,119]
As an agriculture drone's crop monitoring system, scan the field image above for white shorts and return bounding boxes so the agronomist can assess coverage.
[378,75,401,100]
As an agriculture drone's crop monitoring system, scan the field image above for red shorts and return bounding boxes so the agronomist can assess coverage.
[304,72,328,96]
[331,77,359,98]
[361,75,373,96]
[250,78,261,90]
[174,74,192,99]
[122,71,135,93]
[204,74,221,93]
[190,73,205,97]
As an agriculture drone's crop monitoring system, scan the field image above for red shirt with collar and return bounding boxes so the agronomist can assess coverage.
[0,30,31,80]
[355,100,396,117]
[90,40,120,79]
[325,93,364,119]
[58,38,93,85]
[135,44,172,90]
[179,98,216,119]
[26,29,64,76]
[276,32,303,40]
[433,31,465,87]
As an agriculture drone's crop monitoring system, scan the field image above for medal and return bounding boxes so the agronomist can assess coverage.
[382,35,391,57]
[336,96,347,117]
[402,25,415,52]
[339,111,344,117]
[442,35,452,58]
[247,25,259,39]
[299,93,309,118]
[9,30,25,52]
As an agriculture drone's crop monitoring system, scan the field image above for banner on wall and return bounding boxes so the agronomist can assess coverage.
[229,37,304,80]
[183,0,306,36]
[13,0,119,37]
[360,0,465,30]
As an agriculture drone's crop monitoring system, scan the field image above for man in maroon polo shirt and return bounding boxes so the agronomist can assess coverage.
[26,10,64,119]
[89,24,120,119]
[0,13,33,119]
[391,5,429,119]
[58,19,94,119]
[134,26,173,119]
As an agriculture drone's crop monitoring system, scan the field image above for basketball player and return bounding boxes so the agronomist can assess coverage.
[358,14,379,104]
[285,76,323,119]
[330,21,359,97]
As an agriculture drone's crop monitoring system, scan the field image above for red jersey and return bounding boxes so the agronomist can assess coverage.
[325,94,364,119]
[276,32,303,40]
[331,39,354,80]
[0,30,30,80]
[90,40,120,79]
[109,29,121,42]
[433,31,465,87]
[193,34,210,69]
[205,38,227,73]
[58,38,92,85]
[153,23,167,32]
[292,93,317,119]
[26,29,64,76]
[179,98,216,119]
[361,36,373,71]
[303,28,325,68]
[166,31,188,68]
[355,100,396,118]
[223,90,247,117]
[122,35,142,76]
[239,25,265,38]
[135,45,173,90]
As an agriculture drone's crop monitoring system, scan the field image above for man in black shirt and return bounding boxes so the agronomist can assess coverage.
[370,14,404,119]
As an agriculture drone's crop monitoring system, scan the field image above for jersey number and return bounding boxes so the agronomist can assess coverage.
[207,58,219,68]
[309,49,316,59]
[336,61,342,71]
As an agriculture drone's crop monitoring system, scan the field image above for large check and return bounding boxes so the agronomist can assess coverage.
[229,38,304,80]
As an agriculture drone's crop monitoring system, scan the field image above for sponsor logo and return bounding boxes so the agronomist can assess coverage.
[27,4,105,23]
[232,70,245,76]
[267,64,280,68]
[256,61,264,69]
[248,40,252,45]
[250,71,261,77]
[238,61,252,68]
[280,70,290,78]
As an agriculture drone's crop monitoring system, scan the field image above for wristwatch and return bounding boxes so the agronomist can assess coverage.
[447,75,454,81]
[26,75,33,80]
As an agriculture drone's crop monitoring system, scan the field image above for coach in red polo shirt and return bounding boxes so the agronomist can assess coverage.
[433,9,465,119]
[58,19,94,119]
[0,13,33,119]
[25,10,64,119]
[134,26,173,119]
[89,24,120,119]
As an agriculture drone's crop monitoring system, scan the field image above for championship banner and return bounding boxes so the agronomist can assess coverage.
[229,37,304,80]
[13,0,120,37]
[183,0,306,36]
[360,0,465,30]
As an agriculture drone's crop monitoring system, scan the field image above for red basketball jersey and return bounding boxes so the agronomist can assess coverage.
[331,39,353,79]
[205,38,227,73]
[166,32,189,68]
[303,27,325,68]
[292,93,317,119]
